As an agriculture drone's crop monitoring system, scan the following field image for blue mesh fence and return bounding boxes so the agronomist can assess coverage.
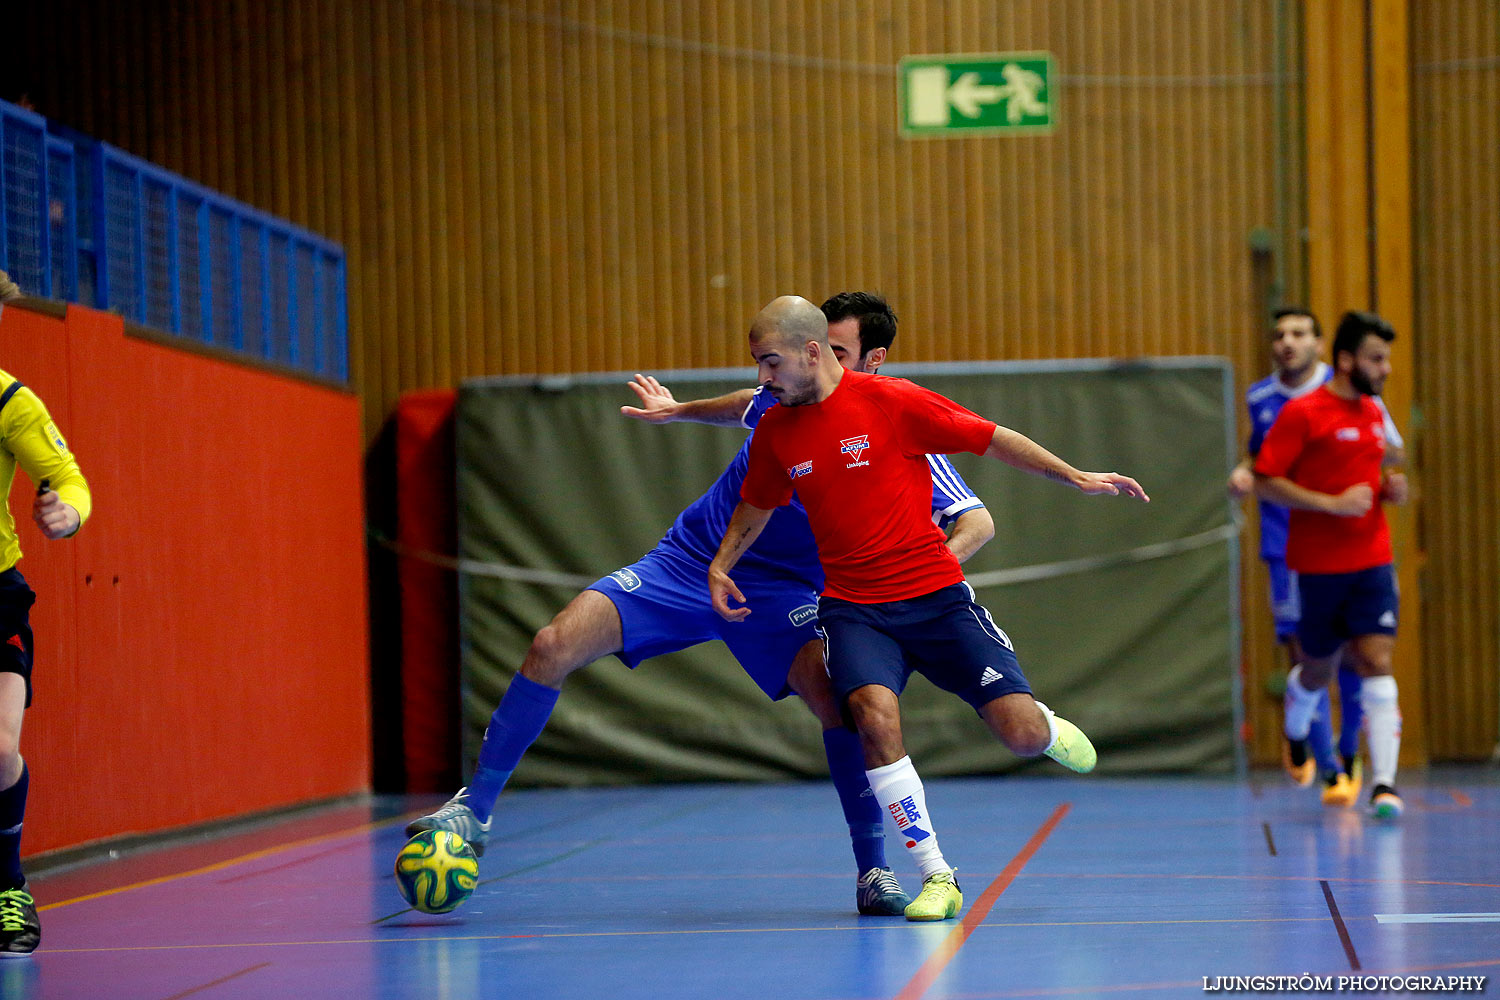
[0,98,347,383]
[72,146,98,307]
[238,220,266,360]
[268,232,292,363]
[143,178,175,332]
[102,159,143,323]
[2,113,47,299]
[207,206,238,349]
[294,242,318,370]
[46,140,76,302]
[175,192,204,342]
[319,255,344,379]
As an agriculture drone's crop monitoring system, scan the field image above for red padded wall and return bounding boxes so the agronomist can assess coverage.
[394,390,459,792]
[3,302,371,856]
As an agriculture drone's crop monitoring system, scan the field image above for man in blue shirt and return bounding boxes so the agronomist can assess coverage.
[409,292,993,915]
[1228,306,1405,805]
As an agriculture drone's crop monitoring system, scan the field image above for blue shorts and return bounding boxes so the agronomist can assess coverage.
[587,545,821,700]
[817,581,1032,716]
[0,568,36,708]
[1265,556,1301,642]
[1296,564,1399,659]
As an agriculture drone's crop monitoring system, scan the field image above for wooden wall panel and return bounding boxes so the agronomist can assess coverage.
[9,0,1494,761]
[1413,0,1500,761]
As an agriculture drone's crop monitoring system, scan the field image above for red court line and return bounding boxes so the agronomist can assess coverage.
[160,962,272,1000]
[894,803,1071,1000]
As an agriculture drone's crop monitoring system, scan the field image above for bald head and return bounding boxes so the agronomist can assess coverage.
[748,295,844,406]
[750,295,827,350]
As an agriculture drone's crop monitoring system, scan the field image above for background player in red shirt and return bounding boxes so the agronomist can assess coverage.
[709,296,1149,921]
[1253,310,1409,819]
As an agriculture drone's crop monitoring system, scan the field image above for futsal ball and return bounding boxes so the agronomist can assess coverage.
[395,830,479,913]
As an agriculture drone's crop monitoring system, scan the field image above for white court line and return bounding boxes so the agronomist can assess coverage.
[1376,913,1500,924]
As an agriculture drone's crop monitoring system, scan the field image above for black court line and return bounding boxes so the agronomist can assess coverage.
[1320,879,1361,970]
[217,842,355,883]
[1261,822,1277,856]
[159,962,271,1000]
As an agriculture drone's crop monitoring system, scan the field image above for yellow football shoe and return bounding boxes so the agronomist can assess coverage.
[904,869,963,922]
[1043,712,1097,774]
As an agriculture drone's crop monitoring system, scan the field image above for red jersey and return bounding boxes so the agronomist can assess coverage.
[740,370,996,602]
[1253,385,1391,574]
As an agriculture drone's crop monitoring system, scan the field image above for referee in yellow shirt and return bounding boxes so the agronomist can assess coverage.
[0,357,91,958]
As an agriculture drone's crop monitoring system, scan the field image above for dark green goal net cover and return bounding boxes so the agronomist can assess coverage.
[455,360,1241,786]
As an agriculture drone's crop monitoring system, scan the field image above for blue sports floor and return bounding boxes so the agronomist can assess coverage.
[12,769,1500,999]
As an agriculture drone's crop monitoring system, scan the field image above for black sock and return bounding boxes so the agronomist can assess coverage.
[1287,738,1308,768]
[0,763,28,890]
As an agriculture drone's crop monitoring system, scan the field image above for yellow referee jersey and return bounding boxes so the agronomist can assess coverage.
[0,369,91,572]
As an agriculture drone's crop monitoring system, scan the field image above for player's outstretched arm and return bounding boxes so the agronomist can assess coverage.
[619,374,757,426]
[1254,473,1373,517]
[708,501,775,621]
[946,507,995,564]
[983,425,1150,501]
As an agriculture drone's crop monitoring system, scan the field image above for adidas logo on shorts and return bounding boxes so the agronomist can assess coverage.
[980,667,1004,686]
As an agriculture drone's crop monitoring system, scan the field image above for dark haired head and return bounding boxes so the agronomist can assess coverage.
[1332,310,1395,364]
[1271,305,1320,338]
[820,291,897,360]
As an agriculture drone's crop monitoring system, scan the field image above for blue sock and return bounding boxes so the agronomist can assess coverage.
[0,763,27,889]
[466,674,560,822]
[1337,665,1364,764]
[1307,688,1339,776]
[822,728,886,874]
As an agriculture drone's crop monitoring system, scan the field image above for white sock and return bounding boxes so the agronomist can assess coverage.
[1283,665,1320,741]
[1033,700,1061,754]
[1360,675,1401,788]
[866,756,949,879]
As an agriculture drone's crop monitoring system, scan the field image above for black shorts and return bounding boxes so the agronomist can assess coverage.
[0,568,36,708]
[1296,564,1398,659]
[818,581,1032,719]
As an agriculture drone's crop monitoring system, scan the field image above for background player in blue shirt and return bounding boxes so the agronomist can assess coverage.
[1228,306,1405,804]
[409,292,993,915]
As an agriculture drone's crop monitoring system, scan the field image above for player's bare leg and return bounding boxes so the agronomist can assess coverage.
[0,675,23,792]
[787,644,909,915]
[979,693,1051,756]
[846,684,906,767]
[846,684,960,920]
[785,639,841,730]
[406,590,625,853]
[980,693,1097,773]
[519,590,625,688]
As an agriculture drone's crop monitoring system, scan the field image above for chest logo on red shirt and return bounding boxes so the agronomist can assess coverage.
[788,460,813,479]
[840,434,871,468]
[1335,427,1360,441]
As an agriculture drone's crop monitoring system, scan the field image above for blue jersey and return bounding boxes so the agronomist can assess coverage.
[658,387,985,589]
[1246,363,1403,560]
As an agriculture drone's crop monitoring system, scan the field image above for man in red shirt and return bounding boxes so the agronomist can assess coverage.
[709,296,1149,922]
[1254,310,1408,819]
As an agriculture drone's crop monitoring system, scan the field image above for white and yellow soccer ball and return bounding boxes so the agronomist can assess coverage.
[395,830,479,913]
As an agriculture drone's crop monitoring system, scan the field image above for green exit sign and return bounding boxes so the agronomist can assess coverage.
[899,52,1055,138]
